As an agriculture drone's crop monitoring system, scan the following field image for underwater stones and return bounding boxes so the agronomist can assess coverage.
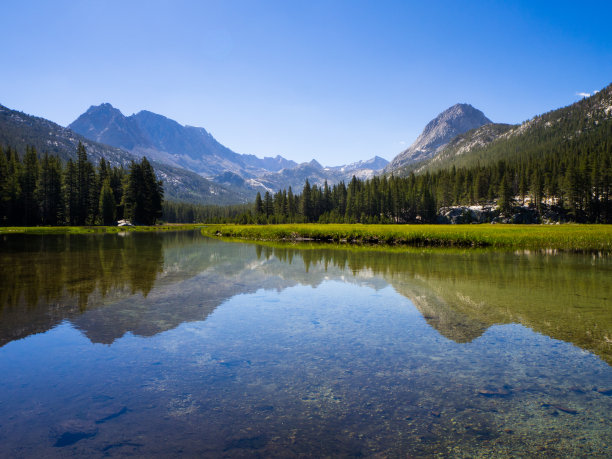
[477,387,511,397]
[223,434,268,451]
[52,420,98,447]
[595,387,612,396]
[95,406,129,424]
[254,405,275,412]
[541,403,578,415]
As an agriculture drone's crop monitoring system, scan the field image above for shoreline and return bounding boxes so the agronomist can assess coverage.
[200,223,612,252]
[0,224,203,235]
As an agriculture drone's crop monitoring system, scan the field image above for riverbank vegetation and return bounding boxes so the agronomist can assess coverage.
[201,223,612,252]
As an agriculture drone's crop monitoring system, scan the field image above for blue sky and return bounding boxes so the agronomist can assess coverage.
[2,0,611,166]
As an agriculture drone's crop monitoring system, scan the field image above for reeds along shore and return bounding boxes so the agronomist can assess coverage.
[201,223,612,252]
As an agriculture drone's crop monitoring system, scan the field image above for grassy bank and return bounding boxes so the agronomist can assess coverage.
[0,224,203,235]
[201,223,612,252]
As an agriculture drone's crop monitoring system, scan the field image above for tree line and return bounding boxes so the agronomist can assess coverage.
[0,142,163,226]
[163,145,610,224]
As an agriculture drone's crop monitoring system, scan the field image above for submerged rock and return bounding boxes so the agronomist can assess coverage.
[541,403,578,415]
[224,434,268,451]
[477,387,511,397]
[595,387,612,396]
[52,420,98,447]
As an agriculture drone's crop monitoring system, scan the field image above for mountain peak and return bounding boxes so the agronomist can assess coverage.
[387,103,492,171]
[308,159,323,169]
[69,103,150,151]
[79,102,123,120]
[84,102,123,116]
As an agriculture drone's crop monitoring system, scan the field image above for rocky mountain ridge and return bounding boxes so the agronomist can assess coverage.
[410,82,612,174]
[0,103,249,204]
[70,103,298,178]
[70,103,389,194]
[386,103,492,173]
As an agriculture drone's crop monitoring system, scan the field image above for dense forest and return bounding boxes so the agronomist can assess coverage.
[163,91,612,225]
[3,101,611,226]
[164,144,611,224]
[0,143,163,226]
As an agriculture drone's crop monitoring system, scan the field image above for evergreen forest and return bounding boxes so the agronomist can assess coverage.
[164,149,611,225]
[0,143,164,226]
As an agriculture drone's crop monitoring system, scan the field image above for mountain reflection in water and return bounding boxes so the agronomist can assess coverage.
[0,231,610,364]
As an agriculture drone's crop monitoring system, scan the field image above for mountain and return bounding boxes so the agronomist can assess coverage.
[68,103,152,151]
[414,82,612,174]
[386,103,492,173]
[70,104,393,195]
[70,104,297,178]
[417,123,514,172]
[253,160,331,192]
[253,156,388,192]
[328,155,389,177]
[0,103,249,204]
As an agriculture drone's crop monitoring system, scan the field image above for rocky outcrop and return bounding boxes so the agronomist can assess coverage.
[437,204,568,224]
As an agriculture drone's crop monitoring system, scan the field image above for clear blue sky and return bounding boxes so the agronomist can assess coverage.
[2,0,611,166]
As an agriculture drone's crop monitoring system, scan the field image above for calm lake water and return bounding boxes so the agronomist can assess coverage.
[0,230,611,457]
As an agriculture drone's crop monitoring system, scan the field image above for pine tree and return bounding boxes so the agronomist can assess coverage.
[287,187,296,218]
[64,159,78,225]
[141,157,163,224]
[98,178,116,225]
[75,142,94,225]
[530,168,544,212]
[0,148,10,224]
[498,171,513,215]
[123,157,163,225]
[5,149,22,225]
[109,166,125,220]
[301,179,312,221]
[254,192,264,216]
[37,153,64,225]
[263,191,273,217]
[20,146,40,225]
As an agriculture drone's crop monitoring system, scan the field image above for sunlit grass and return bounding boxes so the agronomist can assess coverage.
[201,223,612,252]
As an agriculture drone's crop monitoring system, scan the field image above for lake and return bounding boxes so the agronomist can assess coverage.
[0,230,610,457]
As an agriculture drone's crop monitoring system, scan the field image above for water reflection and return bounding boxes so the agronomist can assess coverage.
[0,232,610,364]
[0,231,611,457]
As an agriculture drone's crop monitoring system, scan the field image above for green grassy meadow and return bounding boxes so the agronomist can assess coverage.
[201,223,612,252]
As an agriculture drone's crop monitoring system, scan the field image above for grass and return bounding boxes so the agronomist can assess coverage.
[0,224,204,235]
[201,223,612,252]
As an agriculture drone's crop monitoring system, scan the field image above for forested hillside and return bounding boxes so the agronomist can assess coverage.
[169,152,610,224]
[414,83,612,173]
[0,143,163,226]
[173,86,611,224]
[0,104,247,204]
